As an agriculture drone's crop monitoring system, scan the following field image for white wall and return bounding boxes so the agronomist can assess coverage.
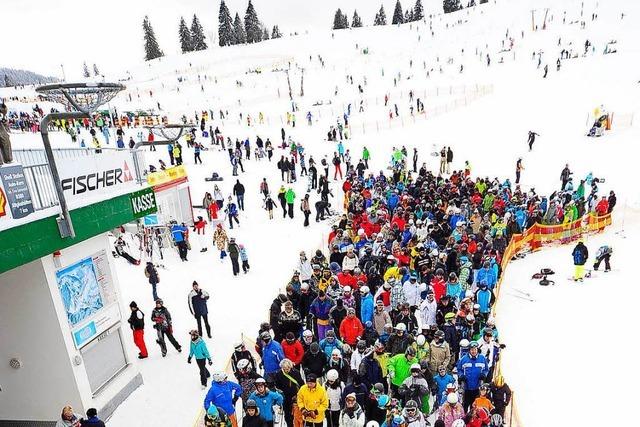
[41,233,140,415]
[0,258,82,421]
[0,233,140,422]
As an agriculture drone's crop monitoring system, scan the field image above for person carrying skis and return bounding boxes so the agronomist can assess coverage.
[151,298,182,357]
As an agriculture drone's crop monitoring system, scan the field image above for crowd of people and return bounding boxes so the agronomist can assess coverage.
[197,145,615,427]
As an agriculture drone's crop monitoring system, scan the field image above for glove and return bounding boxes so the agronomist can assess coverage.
[208,359,213,366]
[232,396,239,406]
[187,357,192,364]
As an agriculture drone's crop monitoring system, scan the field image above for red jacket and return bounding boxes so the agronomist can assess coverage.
[208,202,219,220]
[337,272,358,289]
[281,339,304,365]
[339,316,364,346]
[430,277,446,302]
[595,199,609,215]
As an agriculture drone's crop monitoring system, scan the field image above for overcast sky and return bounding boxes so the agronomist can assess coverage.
[4,0,440,80]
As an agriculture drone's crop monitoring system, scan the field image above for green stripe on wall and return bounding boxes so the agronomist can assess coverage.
[0,192,146,275]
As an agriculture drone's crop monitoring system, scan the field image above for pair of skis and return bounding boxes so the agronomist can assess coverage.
[507,288,534,302]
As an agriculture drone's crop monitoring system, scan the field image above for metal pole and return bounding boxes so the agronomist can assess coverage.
[40,111,88,239]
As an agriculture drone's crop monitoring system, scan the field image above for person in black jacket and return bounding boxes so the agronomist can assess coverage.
[231,342,258,380]
[490,375,512,418]
[227,237,241,276]
[151,299,182,357]
[301,342,326,378]
[128,301,148,359]
[242,400,268,427]
[188,281,211,338]
[144,262,160,301]
[80,408,106,427]
[273,359,304,427]
[233,179,246,211]
[270,294,288,341]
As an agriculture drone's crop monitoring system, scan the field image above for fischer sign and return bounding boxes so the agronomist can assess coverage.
[58,152,138,201]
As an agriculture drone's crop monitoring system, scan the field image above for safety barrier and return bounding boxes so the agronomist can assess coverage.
[491,212,612,426]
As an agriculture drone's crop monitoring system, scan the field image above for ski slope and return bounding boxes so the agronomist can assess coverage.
[3,0,640,425]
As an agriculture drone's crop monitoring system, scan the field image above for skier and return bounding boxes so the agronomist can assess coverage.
[128,301,148,359]
[188,281,212,338]
[233,180,246,211]
[144,261,160,301]
[527,131,539,151]
[228,237,241,276]
[515,158,524,184]
[188,330,213,389]
[204,372,243,427]
[225,197,240,229]
[593,245,612,272]
[571,238,589,281]
[151,298,182,357]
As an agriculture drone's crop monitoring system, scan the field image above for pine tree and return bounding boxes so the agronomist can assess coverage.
[142,16,164,61]
[93,63,100,76]
[82,62,90,78]
[191,14,208,50]
[374,5,387,25]
[179,16,193,53]
[480,0,488,4]
[233,13,246,44]
[352,10,363,27]
[333,9,349,30]
[4,74,11,88]
[244,0,262,43]
[218,0,234,47]
[392,0,404,24]
[262,27,270,40]
[271,25,282,39]
[404,10,414,22]
[443,0,463,13]
[413,0,425,21]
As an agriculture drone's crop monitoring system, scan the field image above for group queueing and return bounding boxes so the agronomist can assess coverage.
[195,151,616,427]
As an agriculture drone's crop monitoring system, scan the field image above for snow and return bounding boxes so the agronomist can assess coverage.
[4,0,640,425]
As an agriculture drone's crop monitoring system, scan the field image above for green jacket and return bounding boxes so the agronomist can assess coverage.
[285,189,296,204]
[362,147,370,160]
[387,353,413,387]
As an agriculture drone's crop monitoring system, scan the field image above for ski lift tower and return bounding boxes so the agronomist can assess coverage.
[36,82,125,238]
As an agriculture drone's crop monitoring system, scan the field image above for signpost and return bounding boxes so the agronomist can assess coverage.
[0,164,35,219]
[129,187,157,219]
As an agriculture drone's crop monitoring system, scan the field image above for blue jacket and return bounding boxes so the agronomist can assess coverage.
[387,194,399,211]
[475,289,493,314]
[401,230,413,247]
[309,297,334,321]
[319,337,343,358]
[171,224,187,242]
[433,373,455,396]
[248,390,284,422]
[189,338,211,360]
[360,294,374,325]
[227,203,238,216]
[456,354,489,391]
[261,340,285,375]
[476,267,497,289]
[204,380,243,414]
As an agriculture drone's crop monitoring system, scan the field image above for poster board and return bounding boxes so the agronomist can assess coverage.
[56,249,122,349]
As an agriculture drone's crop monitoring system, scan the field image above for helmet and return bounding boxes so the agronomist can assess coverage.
[395,322,407,332]
[237,359,250,370]
[444,312,456,321]
[376,394,390,408]
[360,286,370,294]
[387,278,396,286]
[447,393,459,404]
[452,420,466,427]
[393,415,405,425]
[343,286,352,293]
[404,400,418,410]
[410,363,421,372]
[246,399,258,409]
[331,348,341,357]
[491,414,504,426]
[326,369,339,382]
[415,334,426,346]
[302,329,313,338]
[234,342,245,350]
[405,346,416,357]
[459,339,470,348]
[366,422,380,427]
[255,377,266,385]
[480,383,490,391]
[469,341,480,348]
[357,340,367,350]
[434,330,445,339]
[212,372,227,382]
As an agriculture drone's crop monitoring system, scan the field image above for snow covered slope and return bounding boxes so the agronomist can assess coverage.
[4,0,640,425]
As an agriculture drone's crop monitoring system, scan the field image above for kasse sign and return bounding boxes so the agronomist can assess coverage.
[58,151,138,201]
[129,187,157,218]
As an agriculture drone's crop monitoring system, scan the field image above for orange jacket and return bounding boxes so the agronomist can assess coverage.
[339,316,364,346]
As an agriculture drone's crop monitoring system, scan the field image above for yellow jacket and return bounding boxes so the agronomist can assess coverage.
[296,384,328,423]
[383,266,401,282]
